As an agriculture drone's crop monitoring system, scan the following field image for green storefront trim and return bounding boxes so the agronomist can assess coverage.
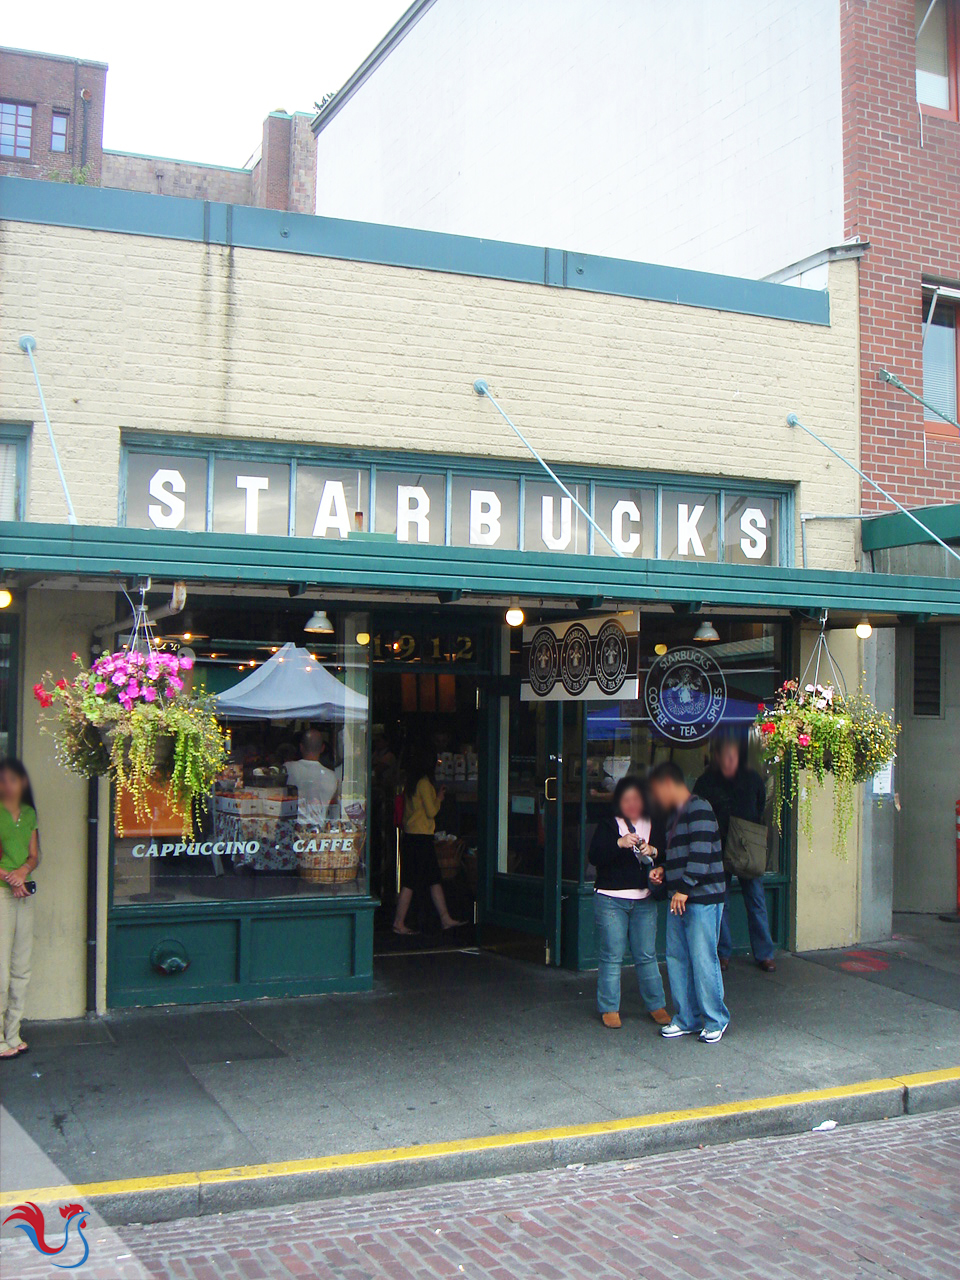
[107,895,377,1007]
[861,503,960,552]
[4,521,960,617]
[0,176,831,326]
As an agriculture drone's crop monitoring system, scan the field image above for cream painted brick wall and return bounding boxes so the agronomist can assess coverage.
[0,223,860,570]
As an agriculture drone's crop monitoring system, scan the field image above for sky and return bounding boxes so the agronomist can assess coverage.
[3,0,411,167]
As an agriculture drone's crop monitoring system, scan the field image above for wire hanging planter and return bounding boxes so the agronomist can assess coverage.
[756,610,898,856]
[33,584,226,837]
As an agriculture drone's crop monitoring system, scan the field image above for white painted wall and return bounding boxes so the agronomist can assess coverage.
[316,0,844,280]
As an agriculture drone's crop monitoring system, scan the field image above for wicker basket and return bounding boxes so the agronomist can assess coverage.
[298,829,365,884]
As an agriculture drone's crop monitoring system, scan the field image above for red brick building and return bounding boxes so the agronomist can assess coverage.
[842,0,960,512]
[0,46,108,184]
[1,46,316,214]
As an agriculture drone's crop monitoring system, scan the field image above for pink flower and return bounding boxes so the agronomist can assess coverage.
[142,686,157,703]
[179,656,194,671]
[119,696,133,711]
[167,675,184,693]
[126,682,141,698]
[111,672,127,686]
[798,733,811,747]
[164,686,176,699]
[94,682,108,695]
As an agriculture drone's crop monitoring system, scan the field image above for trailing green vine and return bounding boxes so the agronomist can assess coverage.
[756,680,898,857]
[35,650,225,837]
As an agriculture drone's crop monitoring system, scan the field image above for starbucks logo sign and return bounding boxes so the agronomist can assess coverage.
[528,627,560,697]
[594,620,630,695]
[560,623,592,695]
[643,646,727,743]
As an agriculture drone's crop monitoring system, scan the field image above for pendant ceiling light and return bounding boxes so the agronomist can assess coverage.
[693,619,720,644]
[505,597,525,628]
[304,610,334,635]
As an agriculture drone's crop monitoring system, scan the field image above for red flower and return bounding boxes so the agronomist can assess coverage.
[757,703,765,711]
[33,682,53,709]
[71,651,79,662]
[56,678,67,690]
[760,721,776,735]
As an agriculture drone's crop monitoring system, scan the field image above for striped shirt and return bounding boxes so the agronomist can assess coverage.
[663,794,725,905]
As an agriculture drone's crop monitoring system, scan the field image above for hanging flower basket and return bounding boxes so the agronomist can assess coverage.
[756,679,898,856]
[34,650,226,838]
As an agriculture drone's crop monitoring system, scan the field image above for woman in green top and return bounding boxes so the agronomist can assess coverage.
[0,759,39,1059]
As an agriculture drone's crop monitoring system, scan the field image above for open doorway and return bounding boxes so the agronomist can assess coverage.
[370,669,481,951]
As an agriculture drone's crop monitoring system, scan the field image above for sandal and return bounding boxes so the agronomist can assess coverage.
[16,1042,28,1054]
[0,1047,19,1060]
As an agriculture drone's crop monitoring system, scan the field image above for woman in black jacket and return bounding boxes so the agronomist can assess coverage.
[589,776,669,1029]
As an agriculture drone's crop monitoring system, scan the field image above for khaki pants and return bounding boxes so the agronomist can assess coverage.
[0,889,34,1052]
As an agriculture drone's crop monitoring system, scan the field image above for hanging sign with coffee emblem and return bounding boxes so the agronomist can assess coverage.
[521,612,640,701]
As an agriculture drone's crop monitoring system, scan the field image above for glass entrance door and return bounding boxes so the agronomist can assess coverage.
[485,694,563,964]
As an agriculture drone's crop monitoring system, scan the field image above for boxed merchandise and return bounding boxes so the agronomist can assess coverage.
[215,790,260,817]
[258,788,298,818]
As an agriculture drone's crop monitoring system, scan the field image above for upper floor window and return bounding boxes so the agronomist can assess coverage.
[916,0,958,115]
[50,111,68,153]
[0,101,33,159]
[922,299,958,431]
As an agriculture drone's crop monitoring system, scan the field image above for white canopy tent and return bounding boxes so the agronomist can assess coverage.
[215,643,368,722]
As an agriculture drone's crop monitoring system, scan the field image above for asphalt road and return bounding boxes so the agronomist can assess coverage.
[3,1108,958,1279]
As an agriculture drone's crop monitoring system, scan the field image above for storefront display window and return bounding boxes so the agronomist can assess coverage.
[523,481,589,554]
[111,608,370,905]
[212,460,290,536]
[593,485,656,558]
[660,490,719,561]
[450,476,520,550]
[374,469,446,544]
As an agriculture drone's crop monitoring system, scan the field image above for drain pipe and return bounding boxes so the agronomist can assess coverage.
[799,513,870,569]
[85,771,98,1013]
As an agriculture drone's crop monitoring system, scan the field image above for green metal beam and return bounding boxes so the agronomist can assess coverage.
[3,521,960,617]
[861,503,960,553]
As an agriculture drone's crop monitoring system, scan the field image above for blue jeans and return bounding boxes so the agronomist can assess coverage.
[594,894,666,1014]
[718,874,775,962]
[665,902,730,1033]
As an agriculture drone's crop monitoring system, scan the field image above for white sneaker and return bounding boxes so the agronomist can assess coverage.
[699,1024,729,1044]
[660,1022,697,1039]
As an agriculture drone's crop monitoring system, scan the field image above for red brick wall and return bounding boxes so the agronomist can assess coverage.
[0,48,107,185]
[841,0,960,512]
[259,113,292,211]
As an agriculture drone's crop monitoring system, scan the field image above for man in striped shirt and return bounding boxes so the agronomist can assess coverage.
[648,761,730,1044]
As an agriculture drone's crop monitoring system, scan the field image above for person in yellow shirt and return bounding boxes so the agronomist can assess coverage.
[393,747,465,936]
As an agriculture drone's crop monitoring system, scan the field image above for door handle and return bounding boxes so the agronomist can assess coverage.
[544,776,557,801]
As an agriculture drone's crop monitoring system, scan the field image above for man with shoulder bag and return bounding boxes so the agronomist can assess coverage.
[694,736,776,973]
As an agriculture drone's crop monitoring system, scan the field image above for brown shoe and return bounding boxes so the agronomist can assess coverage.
[649,1008,671,1026]
[758,959,776,973]
[719,956,730,972]
[601,1012,622,1029]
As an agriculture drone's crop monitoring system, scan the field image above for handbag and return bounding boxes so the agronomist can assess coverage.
[724,815,768,878]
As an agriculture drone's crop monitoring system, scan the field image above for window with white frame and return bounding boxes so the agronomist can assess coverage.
[916,0,958,115]
[922,301,958,426]
[0,443,20,520]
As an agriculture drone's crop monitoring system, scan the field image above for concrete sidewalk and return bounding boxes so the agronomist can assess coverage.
[1,914,957,1219]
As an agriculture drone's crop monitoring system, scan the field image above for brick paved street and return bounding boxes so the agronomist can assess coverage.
[4,1109,959,1280]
